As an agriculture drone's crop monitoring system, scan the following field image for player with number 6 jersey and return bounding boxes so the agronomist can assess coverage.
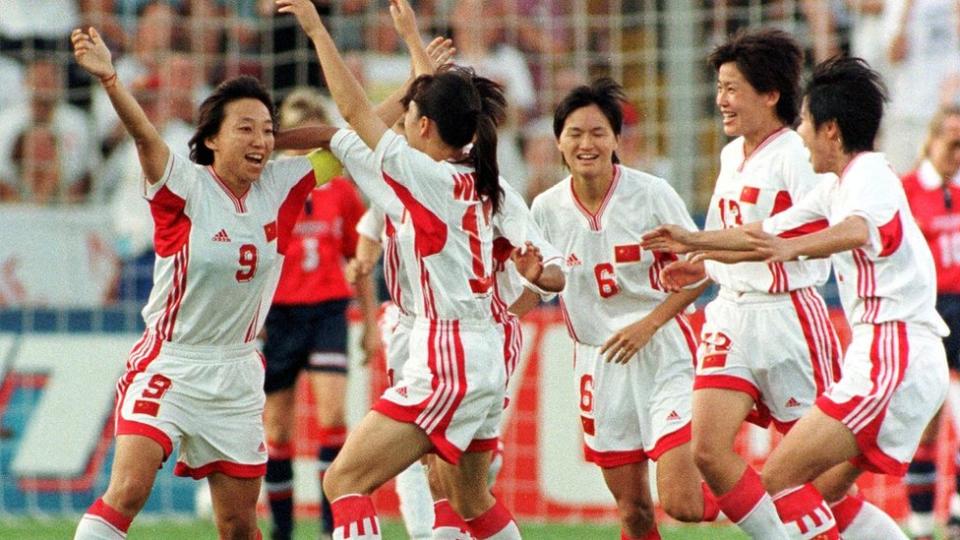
[71,24,337,540]
[530,78,720,540]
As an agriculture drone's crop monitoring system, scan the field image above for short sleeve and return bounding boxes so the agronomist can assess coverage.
[331,129,405,222]
[356,207,385,243]
[143,151,197,202]
[833,164,903,255]
[650,178,698,232]
[340,182,366,258]
[373,129,459,219]
[262,149,334,197]
[763,176,832,237]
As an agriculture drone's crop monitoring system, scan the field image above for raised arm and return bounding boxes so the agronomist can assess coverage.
[71,27,169,184]
[278,0,388,150]
[372,35,455,127]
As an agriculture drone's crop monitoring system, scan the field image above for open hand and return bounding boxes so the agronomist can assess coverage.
[345,258,375,285]
[425,36,455,70]
[71,27,115,80]
[388,0,419,42]
[511,241,543,284]
[276,0,324,37]
[641,224,696,254]
[745,228,796,262]
[601,318,658,364]
[659,259,706,292]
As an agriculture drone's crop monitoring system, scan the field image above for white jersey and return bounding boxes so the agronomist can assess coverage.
[531,165,697,346]
[705,128,831,293]
[142,151,324,345]
[355,205,416,315]
[332,129,495,320]
[764,152,949,335]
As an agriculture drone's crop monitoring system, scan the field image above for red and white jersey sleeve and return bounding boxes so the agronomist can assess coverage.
[531,165,697,346]
[332,129,494,320]
[355,205,417,315]
[356,206,385,243]
[902,160,960,294]
[141,151,323,345]
[764,152,948,335]
[704,129,831,293]
[489,183,565,320]
[272,178,365,305]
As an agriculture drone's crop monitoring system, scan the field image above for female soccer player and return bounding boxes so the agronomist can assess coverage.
[642,29,844,539]
[260,88,378,540]
[71,28,337,540]
[278,0,530,537]
[896,105,960,540]
[646,56,943,540]
[529,78,718,540]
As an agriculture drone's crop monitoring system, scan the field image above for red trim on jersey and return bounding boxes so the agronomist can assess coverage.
[816,322,910,475]
[501,315,522,383]
[174,460,266,479]
[877,210,904,257]
[244,299,262,343]
[649,251,678,292]
[558,296,580,342]
[737,127,789,172]
[583,445,647,468]
[790,288,838,396]
[149,185,191,258]
[674,314,699,366]
[694,374,761,402]
[771,190,793,215]
[385,232,405,314]
[207,166,248,213]
[276,172,318,256]
[383,172,448,257]
[418,259,438,319]
[852,248,880,323]
[466,437,499,453]
[778,219,830,239]
[155,244,189,341]
[646,422,692,461]
[767,262,789,294]
[115,419,174,457]
[571,165,621,231]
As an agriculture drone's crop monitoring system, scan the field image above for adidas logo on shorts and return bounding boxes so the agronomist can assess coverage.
[785,397,802,408]
[666,410,681,421]
[212,229,231,242]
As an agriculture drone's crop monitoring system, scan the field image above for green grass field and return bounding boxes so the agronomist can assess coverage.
[0,518,751,539]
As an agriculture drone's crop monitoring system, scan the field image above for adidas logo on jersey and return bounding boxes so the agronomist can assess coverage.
[666,410,681,421]
[566,253,582,267]
[395,386,408,398]
[212,229,231,242]
[785,397,802,408]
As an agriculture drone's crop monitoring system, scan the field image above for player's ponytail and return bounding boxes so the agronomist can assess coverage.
[468,73,506,215]
[401,66,506,214]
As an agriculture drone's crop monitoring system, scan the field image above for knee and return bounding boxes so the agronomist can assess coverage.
[692,437,725,479]
[616,498,655,534]
[103,478,152,517]
[446,487,493,520]
[760,461,791,495]
[214,511,257,540]
[659,492,703,523]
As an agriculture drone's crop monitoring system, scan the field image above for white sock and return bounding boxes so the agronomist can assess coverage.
[74,515,127,540]
[395,460,434,540]
[737,493,791,540]
[843,501,907,539]
[907,511,935,538]
[432,527,472,539]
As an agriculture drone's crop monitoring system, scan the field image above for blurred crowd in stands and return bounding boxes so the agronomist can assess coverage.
[1,0,958,208]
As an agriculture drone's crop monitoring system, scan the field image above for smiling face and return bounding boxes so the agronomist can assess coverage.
[797,99,838,174]
[205,98,275,187]
[716,62,780,140]
[557,104,620,180]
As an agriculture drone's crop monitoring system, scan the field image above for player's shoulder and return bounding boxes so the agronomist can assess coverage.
[530,175,572,211]
[615,164,674,196]
[719,136,745,164]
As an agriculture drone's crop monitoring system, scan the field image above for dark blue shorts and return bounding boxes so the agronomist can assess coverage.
[938,294,960,371]
[262,299,350,393]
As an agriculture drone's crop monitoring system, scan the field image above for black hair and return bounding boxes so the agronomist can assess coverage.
[552,77,627,164]
[188,76,276,165]
[401,65,506,214]
[709,28,803,125]
[804,56,887,153]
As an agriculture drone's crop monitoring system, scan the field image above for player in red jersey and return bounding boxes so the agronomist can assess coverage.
[71,27,337,540]
[278,0,531,536]
[901,105,960,540]
[261,88,379,540]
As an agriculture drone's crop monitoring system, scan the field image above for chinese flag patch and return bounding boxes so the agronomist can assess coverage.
[580,415,596,436]
[264,221,277,242]
[133,399,160,417]
[700,353,727,370]
[614,244,641,263]
[739,186,760,204]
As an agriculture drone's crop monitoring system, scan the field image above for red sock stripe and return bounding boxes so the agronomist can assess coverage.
[318,425,348,447]
[267,440,293,460]
[717,467,766,523]
[88,497,133,533]
[466,501,515,539]
[701,482,720,521]
[433,499,468,529]
[772,483,832,535]
[829,493,864,533]
[331,494,377,531]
